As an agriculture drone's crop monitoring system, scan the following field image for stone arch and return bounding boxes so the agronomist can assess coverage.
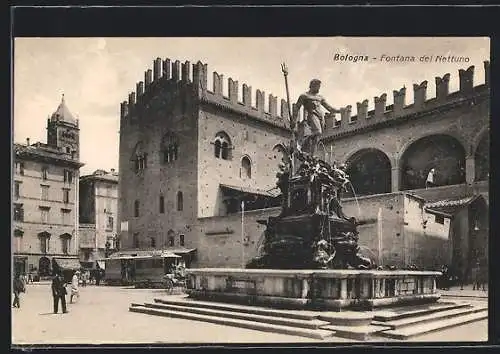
[474,130,489,181]
[344,148,392,197]
[400,134,466,190]
[214,131,232,160]
[240,155,252,179]
[271,143,288,161]
[167,229,175,247]
[342,144,395,167]
[39,256,51,276]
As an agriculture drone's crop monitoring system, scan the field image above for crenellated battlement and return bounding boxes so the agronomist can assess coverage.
[322,61,490,141]
[120,58,291,130]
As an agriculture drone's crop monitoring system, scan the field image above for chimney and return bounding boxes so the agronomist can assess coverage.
[26,138,30,146]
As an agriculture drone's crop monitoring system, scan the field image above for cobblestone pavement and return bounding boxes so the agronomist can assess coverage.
[11,283,488,346]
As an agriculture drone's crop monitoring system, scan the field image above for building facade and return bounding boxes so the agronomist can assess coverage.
[79,169,119,266]
[118,58,489,277]
[13,95,83,277]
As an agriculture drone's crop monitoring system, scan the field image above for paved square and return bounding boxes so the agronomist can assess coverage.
[12,283,488,345]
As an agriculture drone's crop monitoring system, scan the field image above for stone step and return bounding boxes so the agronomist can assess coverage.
[143,302,330,329]
[129,305,335,340]
[153,297,319,321]
[378,311,488,340]
[318,312,374,327]
[372,305,488,329]
[321,324,392,341]
[373,302,471,322]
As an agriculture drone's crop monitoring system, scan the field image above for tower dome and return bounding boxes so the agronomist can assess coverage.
[50,94,77,125]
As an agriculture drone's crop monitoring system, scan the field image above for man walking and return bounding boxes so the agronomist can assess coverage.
[12,274,25,308]
[51,273,68,314]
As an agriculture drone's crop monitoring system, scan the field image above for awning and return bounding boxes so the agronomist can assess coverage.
[109,248,196,258]
[160,252,181,258]
[220,183,278,198]
[53,258,81,270]
[96,260,106,269]
[164,248,196,255]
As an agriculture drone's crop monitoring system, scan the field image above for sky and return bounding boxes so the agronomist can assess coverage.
[13,37,489,175]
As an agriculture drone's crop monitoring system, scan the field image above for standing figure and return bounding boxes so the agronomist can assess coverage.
[426,168,436,189]
[70,270,80,303]
[292,79,341,157]
[51,273,68,314]
[12,274,25,308]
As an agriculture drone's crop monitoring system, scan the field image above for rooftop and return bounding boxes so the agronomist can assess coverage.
[14,142,83,168]
[50,94,78,126]
[80,169,119,183]
[424,195,483,215]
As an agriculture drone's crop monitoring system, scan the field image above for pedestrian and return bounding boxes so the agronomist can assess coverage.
[82,271,88,287]
[70,270,80,303]
[473,259,487,291]
[12,274,26,308]
[28,272,33,284]
[95,270,101,286]
[426,168,436,189]
[51,273,68,314]
[471,260,479,290]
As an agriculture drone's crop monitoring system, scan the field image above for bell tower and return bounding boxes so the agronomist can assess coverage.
[47,94,80,160]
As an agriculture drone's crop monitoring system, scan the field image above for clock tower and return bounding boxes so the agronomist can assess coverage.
[47,94,80,160]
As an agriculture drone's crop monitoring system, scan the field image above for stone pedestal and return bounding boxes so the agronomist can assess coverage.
[186,268,442,311]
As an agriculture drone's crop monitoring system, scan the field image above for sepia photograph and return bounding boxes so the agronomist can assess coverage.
[12,36,490,345]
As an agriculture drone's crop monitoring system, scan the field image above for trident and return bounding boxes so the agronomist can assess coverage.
[281,62,296,175]
[280,63,294,134]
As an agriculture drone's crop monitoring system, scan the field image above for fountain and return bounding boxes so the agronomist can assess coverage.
[185,69,441,311]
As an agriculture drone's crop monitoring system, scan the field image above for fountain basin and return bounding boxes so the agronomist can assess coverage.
[186,268,441,311]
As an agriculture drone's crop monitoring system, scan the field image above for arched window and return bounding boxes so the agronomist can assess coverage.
[241,156,252,179]
[179,234,185,247]
[167,229,175,247]
[131,141,147,173]
[177,191,183,211]
[214,132,232,160]
[272,144,287,162]
[161,132,179,164]
[60,233,72,255]
[134,200,140,217]
[38,231,51,254]
[159,195,165,214]
[150,237,156,248]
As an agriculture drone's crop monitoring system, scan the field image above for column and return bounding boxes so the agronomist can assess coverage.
[391,161,400,192]
[361,279,371,299]
[340,279,347,299]
[301,278,310,299]
[465,156,475,184]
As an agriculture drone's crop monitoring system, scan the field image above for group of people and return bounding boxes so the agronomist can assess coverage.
[438,260,487,291]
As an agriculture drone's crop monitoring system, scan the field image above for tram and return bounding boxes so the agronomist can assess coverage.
[103,252,183,288]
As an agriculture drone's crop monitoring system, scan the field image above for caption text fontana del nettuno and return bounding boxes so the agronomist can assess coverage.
[334,53,471,63]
